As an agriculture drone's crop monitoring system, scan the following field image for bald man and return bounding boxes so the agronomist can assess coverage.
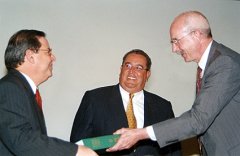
[107,10,240,156]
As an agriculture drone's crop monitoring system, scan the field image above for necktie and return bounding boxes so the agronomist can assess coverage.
[35,89,42,110]
[196,66,202,95]
[126,93,136,129]
[196,66,203,155]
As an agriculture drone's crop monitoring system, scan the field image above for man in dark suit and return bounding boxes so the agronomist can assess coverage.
[107,11,240,156]
[0,30,98,156]
[70,49,181,155]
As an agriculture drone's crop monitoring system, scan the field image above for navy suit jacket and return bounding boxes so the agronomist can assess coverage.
[70,84,181,156]
[0,69,77,156]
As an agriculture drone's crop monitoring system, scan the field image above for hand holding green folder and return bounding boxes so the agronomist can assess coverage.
[80,134,120,150]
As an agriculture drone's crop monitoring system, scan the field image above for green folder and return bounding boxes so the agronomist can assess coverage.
[82,134,120,150]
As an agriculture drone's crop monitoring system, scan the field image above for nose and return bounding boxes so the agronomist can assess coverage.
[129,67,135,73]
[172,43,180,53]
[51,53,56,62]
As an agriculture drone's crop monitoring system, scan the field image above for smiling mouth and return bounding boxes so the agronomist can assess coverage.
[128,76,136,80]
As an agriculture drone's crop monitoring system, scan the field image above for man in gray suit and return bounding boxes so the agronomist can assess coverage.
[0,30,98,156]
[107,11,240,156]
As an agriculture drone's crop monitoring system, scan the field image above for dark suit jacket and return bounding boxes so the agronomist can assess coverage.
[70,84,181,156]
[153,41,240,155]
[0,69,77,156]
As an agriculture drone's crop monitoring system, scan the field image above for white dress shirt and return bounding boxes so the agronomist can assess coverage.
[119,85,145,128]
[198,41,212,77]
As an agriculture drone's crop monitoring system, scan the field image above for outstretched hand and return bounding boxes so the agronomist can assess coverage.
[106,127,149,152]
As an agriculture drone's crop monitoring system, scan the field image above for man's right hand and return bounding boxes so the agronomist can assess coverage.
[106,128,149,152]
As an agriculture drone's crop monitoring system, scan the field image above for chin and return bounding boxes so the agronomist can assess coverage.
[48,70,53,76]
[183,57,191,62]
[47,74,51,78]
[183,58,188,62]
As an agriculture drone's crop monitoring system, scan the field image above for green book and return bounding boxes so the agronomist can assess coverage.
[82,134,120,150]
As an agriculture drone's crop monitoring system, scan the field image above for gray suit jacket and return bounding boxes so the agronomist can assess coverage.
[0,69,77,156]
[153,41,240,156]
[70,84,181,156]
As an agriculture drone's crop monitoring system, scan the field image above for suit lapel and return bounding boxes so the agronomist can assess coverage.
[206,41,221,68]
[107,85,128,128]
[143,91,153,127]
[10,70,47,134]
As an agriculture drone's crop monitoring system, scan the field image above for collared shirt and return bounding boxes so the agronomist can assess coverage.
[20,72,37,93]
[198,41,213,78]
[119,85,144,128]
[146,41,213,141]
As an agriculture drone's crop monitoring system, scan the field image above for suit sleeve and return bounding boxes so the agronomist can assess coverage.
[161,101,182,156]
[0,82,77,156]
[70,91,93,142]
[153,55,240,147]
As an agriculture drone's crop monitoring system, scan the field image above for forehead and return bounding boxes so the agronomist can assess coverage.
[170,18,185,37]
[124,53,147,64]
[38,37,50,47]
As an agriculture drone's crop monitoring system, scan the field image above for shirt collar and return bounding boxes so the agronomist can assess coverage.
[198,41,213,73]
[20,72,37,94]
[119,85,143,99]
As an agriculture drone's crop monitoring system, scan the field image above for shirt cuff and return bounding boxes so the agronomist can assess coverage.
[146,126,157,141]
[75,140,84,145]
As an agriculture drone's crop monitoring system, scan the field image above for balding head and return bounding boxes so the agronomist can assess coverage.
[170,11,213,63]
[171,11,212,38]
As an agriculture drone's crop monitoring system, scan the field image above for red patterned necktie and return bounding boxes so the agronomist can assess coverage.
[126,93,136,128]
[35,89,42,110]
[196,66,202,95]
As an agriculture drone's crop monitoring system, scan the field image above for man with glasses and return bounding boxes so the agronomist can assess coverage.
[70,49,181,155]
[107,11,240,156]
[0,29,98,156]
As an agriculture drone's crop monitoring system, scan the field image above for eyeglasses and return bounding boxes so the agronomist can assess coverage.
[170,31,195,45]
[122,63,148,72]
[38,48,53,56]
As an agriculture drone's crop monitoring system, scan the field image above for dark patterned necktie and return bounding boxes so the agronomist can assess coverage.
[196,66,203,155]
[196,66,202,95]
[35,89,42,110]
[126,93,136,128]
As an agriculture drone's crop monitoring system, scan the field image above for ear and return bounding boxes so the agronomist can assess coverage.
[193,30,202,41]
[25,49,35,64]
[146,70,151,81]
